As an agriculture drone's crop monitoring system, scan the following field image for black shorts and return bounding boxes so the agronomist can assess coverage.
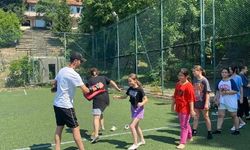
[53,106,79,128]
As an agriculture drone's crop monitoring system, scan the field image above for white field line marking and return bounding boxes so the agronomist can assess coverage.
[13,117,231,150]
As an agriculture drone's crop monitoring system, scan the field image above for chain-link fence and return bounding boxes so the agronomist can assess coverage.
[1,0,250,90]
[67,0,249,92]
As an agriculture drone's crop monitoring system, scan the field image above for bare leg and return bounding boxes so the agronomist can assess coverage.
[55,126,64,150]
[231,112,239,130]
[93,115,101,137]
[135,121,145,143]
[192,109,200,130]
[216,109,225,130]
[202,110,212,131]
[100,114,105,130]
[239,117,245,124]
[72,126,85,150]
[129,118,140,145]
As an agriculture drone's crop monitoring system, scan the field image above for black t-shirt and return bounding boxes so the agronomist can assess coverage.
[126,87,145,108]
[87,76,111,111]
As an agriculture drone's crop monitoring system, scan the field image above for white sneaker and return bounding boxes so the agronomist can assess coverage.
[138,141,146,146]
[239,122,246,128]
[231,126,236,131]
[128,144,138,150]
[231,122,246,131]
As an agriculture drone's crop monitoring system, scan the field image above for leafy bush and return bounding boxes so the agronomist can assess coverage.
[5,56,32,87]
[0,9,21,47]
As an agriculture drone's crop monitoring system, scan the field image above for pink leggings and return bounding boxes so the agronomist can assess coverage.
[178,113,192,144]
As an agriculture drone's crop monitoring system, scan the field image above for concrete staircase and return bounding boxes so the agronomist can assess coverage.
[16,29,64,56]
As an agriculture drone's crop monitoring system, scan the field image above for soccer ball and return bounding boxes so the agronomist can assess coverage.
[124,124,129,130]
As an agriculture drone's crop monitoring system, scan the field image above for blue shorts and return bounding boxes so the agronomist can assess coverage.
[218,103,237,112]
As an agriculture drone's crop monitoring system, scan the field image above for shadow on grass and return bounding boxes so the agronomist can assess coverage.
[29,143,53,150]
[65,128,90,139]
[98,139,129,149]
[157,129,179,136]
[144,135,177,145]
[64,146,78,150]
[154,102,169,105]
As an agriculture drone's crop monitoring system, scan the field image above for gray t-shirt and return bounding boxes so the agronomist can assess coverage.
[193,77,211,109]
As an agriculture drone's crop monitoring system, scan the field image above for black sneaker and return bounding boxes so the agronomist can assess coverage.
[91,136,100,143]
[207,132,213,139]
[212,130,221,134]
[231,130,240,135]
[192,129,197,136]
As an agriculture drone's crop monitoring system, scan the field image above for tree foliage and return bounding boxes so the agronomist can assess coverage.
[36,0,72,32]
[0,9,21,47]
[79,0,155,32]
[0,0,25,21]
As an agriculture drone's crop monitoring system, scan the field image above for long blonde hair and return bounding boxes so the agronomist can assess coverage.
[128,73,142,88]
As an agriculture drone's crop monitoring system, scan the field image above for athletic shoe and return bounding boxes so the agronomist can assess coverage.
[239,122,246,128]
[231,130,240,135]
[176,144,185,149]
[230,122,246,131]
[212,130,222,134]
[187,138,193,142]
[207,132,213,139]
[91,136,100,143]
[138,141,146,146]
[192,129,197,136]
[128,144,138,150]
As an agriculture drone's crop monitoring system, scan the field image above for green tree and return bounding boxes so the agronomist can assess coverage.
[0,9,21,47]
[36,0,72,32]
[79,0,155,32]
[0,0,25,21]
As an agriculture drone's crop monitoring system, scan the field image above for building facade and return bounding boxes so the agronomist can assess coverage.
[23,0,83,28]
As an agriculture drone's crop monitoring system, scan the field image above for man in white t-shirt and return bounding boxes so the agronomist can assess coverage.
[51,51,104,150]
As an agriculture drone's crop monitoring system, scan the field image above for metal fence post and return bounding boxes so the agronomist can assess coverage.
[212,0,216,88]
[64,32,67,59]
[200,0,206,68]
[160,0,164,95]
[116,16,120,82]
[135,15,138,74]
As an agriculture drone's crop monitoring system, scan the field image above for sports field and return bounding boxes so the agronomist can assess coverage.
[1,87,250,150]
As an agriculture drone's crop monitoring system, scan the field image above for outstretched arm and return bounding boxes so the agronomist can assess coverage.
[113,94,128,99]
[110,80,122,92]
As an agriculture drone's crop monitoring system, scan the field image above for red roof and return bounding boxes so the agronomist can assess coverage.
[26,0,38,4]
[25,0,83,6]
[67,0,83,6]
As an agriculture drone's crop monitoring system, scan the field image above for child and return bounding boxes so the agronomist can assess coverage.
[213,68,240,135]
[172,68,196,149]
[239,65,250,120]
[113,73,148,150]
[192,65,213,139]
[229,65,246,131]
[87,67,121,143]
